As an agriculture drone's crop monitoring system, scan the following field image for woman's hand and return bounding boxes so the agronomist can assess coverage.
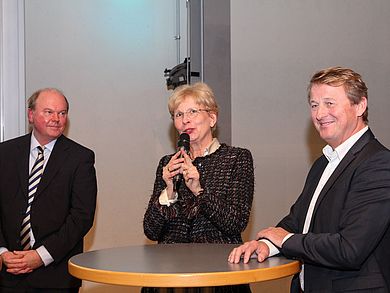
[182,150,203,196]
[163,151,184,198]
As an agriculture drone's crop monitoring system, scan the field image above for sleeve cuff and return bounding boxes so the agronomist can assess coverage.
[282,233,294,245]
[0,247,9,255]
[259,239,280,257]
[158,188,178,206]
[36,245,54,266]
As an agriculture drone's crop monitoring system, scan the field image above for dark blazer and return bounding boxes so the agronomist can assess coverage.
[278,129,390,293]
[0,133,97,289]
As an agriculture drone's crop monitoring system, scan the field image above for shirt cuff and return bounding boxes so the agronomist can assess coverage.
[259,239,280,257]
[0,247,9,255]
[282,233,294,245]
[36,245,54,266]
[158,188,178,206]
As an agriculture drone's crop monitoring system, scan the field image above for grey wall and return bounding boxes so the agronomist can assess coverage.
[189,0,232,144]
[24,1,390,292]
[231,0,390,238]
[231,3,390,290]
[203,0,231,144]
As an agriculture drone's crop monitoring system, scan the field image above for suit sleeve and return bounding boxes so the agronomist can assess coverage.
[143,156,172,241]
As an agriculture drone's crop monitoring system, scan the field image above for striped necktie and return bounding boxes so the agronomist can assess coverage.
[20,146,44,250]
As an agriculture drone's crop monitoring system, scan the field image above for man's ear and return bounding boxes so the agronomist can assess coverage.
[27,108,34,124]
[357,96,367,117]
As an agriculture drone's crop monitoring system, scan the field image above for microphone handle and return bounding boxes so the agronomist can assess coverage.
[173,149,186,192]
[173,172,182,192]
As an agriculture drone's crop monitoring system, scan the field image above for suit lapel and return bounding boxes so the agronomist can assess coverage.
[310,129,375,226]
[16,134,32,198]
[34,135,70,198]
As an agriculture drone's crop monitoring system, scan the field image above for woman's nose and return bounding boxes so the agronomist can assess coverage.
[182,113,191,123]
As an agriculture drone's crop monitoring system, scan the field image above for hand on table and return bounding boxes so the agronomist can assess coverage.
[228,240,270,264]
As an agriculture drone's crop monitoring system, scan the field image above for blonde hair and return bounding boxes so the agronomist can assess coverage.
[168,82,219,118]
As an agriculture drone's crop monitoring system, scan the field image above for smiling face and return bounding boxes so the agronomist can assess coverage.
[173,96,217,149]
[309,83,367,149]
[28,89,68,145]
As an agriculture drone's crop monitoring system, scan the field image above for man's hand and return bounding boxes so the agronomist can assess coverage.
[256,227,290,248]
[2,250,43,275]
[228,240,270,264]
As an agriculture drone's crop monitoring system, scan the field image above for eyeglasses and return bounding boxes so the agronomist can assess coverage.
[173,108,210,120]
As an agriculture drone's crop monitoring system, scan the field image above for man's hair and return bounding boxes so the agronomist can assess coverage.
[307,66,368,123]
[27,88,69,111]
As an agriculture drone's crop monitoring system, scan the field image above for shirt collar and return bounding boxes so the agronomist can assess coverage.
[322,126,368,162]
[31,131,57,152]
[203,138,221,156]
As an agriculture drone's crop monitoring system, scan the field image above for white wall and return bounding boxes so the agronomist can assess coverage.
[0,0,26,141]
[25,1,184,292]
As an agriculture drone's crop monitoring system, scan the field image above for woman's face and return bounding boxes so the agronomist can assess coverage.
[173,96,217,147]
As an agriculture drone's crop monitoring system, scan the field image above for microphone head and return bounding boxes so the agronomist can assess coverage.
[178,132,190,152]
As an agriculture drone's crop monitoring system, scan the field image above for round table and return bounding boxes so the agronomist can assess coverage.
[68,243,300,288]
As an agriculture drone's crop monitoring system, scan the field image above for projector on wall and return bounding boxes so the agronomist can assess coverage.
[164,58,199,90]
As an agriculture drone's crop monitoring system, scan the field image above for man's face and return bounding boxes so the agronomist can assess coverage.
[28,90,68,145]
[309,84,367,149]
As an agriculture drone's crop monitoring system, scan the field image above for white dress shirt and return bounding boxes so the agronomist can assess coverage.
[28,133,56,266]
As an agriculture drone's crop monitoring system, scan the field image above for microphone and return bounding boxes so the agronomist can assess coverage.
[173,132,190,191]
[177,132,190,154]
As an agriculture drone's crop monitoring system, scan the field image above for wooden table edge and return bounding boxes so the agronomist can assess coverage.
[68,259,300,287]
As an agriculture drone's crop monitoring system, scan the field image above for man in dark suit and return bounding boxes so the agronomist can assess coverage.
[229,67,390,292]
[0,88,97,292]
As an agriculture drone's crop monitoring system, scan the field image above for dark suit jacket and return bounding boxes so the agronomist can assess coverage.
[278,129,390,293]
[0,133,97,289]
